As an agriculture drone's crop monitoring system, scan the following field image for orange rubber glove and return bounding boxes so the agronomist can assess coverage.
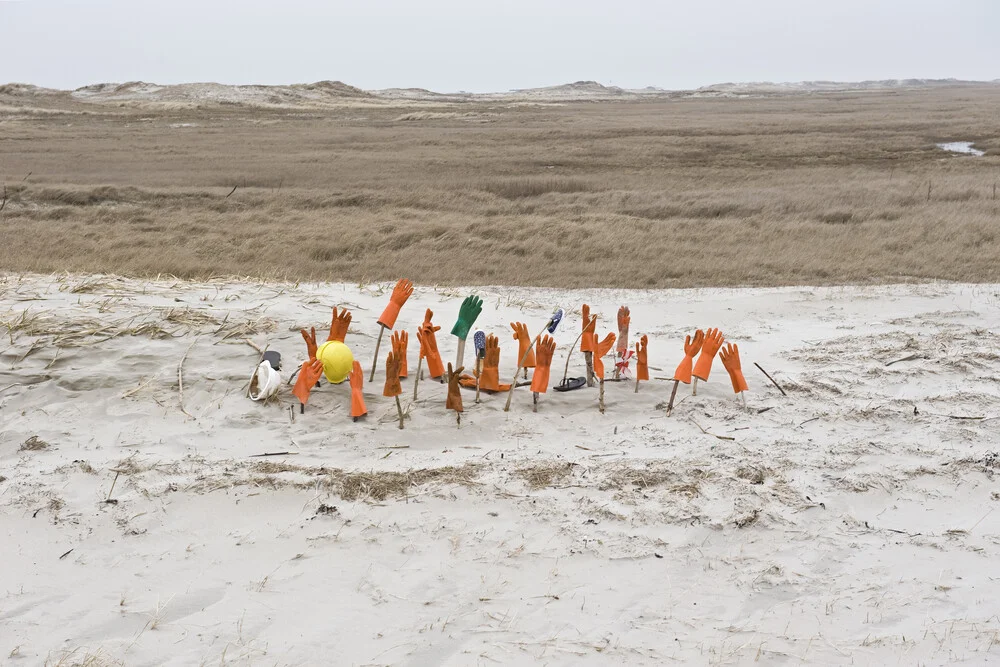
[718,343,749,394]
[616,306,630,356]
[693,328,725,382]
[391,330,408,378]
[530,335,556,393]
[383,350,403,397]
[349,360,367,418]
[510,322,536,368]
[480,333,502,391]
[673,330,704,384]
[292,359,324,405]
[327,306,352,343]
[580,304,597,353]
[635,334,649,381]
[592,332,616,378]
[446,363,464,412]
[300,326,318,362]
[458,334,511,392]
[377,279,414,330]
[416,309,445,379]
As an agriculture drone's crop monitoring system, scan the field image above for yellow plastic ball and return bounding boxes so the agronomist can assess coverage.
[315,341,354,384]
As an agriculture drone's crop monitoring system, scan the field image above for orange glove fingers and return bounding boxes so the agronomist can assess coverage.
[510,322,536,368]
[301,327,318,362]
[377,278,414,329]
[328,306,352,343]
[693,328,724,381]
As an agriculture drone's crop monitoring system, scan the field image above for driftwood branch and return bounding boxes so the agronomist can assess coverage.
[225,184,239,198]
[0,185,7,213]
[753,362,787,396]
[885,353,922,367]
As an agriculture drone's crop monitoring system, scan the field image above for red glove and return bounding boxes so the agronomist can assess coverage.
[292,359,324,405]
[530,335,556,393]
[377,279,414,329]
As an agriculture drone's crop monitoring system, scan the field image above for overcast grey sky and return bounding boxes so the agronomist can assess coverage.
[1,0,996,92]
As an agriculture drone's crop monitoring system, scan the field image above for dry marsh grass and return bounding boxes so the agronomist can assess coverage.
[1,86,998,287]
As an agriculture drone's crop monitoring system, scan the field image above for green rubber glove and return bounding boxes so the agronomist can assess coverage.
[450,295,483,340]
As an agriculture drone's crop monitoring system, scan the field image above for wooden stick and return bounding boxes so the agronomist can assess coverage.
[504,322,551,412]
[598,378,605,413]
[585,352,594,387]
[413,356,423,401]
[666,379,680,416]
[395,395,404,430]
[885,353,921,367]
[634,374,640,393]
[690,418,735,441]
[107,471,120,501]
[454,338,466,378]
[753,362,787,396]
[533,392,539,412]
[692,377,698,396]
[561,314,596,385]
[369,325,386,382]
[475,359,483,404]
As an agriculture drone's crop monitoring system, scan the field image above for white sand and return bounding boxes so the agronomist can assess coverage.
[2,274,999,666]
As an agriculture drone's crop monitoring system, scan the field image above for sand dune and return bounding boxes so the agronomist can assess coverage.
[3,77,997,112]
[2,274,999,665]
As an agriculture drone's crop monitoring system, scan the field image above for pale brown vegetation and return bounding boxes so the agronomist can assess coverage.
[1,86,998,287]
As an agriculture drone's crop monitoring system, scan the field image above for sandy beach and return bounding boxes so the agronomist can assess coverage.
[2,273,999,665]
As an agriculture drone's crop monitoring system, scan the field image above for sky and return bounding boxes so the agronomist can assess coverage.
[1,0,997,92]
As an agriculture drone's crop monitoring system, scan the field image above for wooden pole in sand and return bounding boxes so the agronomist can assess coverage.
[395,396,404,430]
[666,379,680,416]
[369,325,387,383]
[475,359,483,404]
[454,339,466,379]
[412,357,423,401]
[561,314,596,386]
[692,377,699,396]
[598,378,606,413]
